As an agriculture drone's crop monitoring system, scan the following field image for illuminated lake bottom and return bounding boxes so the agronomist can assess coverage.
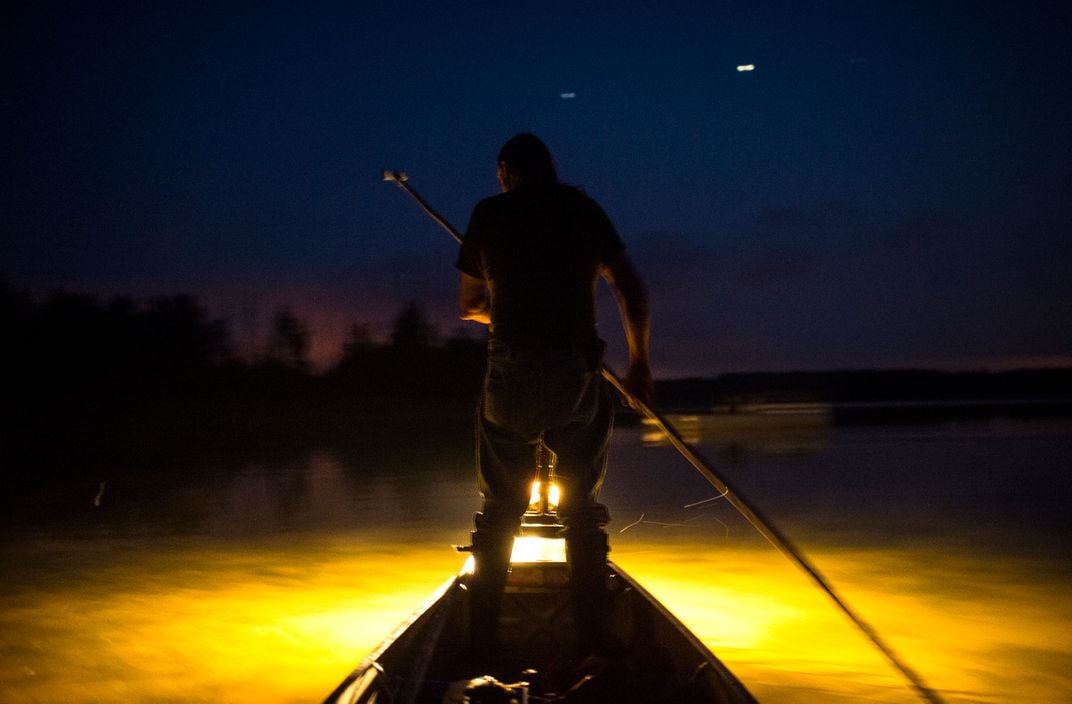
[2,421,1070,703]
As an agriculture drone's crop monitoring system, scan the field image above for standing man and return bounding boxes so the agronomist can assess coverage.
[457,133,652,661]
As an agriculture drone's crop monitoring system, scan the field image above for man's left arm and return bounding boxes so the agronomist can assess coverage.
[601,251,653,405]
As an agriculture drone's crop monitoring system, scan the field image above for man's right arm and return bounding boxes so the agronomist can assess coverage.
[459,272,490,325]
[457,201,490,326]
[601,251,653,406]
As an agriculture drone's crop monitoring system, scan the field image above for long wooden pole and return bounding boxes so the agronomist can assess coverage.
[383,171,464,244]
[601,368,945,704]
[383,171,946,704]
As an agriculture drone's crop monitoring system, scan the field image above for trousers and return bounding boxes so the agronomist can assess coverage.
[468,339,614,657]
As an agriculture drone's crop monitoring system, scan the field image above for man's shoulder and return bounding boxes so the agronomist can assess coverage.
[473,192,508,212]
[554,183,596,204]
[472,185,606,224]
[558,185,611,221]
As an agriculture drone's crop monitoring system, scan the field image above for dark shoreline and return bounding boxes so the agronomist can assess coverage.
[654,368,1072,409]
[9,369,1071,455]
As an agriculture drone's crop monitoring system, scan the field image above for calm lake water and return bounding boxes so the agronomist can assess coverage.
[2,414,1070,703]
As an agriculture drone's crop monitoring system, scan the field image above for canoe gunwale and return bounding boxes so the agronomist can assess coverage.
[324,558,756,704]
[323,573,462,704]
[608,562,757,703]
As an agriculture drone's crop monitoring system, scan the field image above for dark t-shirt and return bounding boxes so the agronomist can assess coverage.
[457,183,625,348]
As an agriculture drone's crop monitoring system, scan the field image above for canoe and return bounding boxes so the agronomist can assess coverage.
[323,530,756,703]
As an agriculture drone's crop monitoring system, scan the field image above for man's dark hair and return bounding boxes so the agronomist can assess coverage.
[498,133,558,188]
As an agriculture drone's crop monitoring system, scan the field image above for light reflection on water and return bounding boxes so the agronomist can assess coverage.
[614,542,1072,704]
[2,420,1070,703]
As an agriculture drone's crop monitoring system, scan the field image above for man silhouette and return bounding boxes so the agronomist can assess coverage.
[457,133,652,660]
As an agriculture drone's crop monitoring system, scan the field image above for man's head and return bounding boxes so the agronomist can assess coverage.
[497,133,558,191]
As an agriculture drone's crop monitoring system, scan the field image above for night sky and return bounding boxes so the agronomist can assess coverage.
[5,1,1071,376]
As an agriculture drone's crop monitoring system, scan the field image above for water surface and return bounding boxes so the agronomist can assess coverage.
[2,417,1069,703]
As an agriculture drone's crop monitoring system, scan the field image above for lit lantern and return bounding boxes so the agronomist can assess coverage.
[527,480,561,514]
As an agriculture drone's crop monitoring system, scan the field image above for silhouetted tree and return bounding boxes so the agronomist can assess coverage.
[143,294,230,373]
[0,278,34,369]
[341,323,373,358]
[327,322,378,390]
[265,307,310,371]
[34,291,108,390]
[390,300,436,350]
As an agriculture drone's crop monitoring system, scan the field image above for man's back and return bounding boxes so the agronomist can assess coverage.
[458,183,623,348]
[457,133,651,662]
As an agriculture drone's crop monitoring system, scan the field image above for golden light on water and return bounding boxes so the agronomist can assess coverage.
[613,542,1072,703]
[3,531,1070,703]
[0,536,463,703]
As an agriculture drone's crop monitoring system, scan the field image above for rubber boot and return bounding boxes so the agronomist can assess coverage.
[566,530,610,658]
[466,528,515,667]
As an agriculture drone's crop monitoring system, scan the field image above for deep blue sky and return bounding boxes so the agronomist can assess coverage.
[4,1,1071,376]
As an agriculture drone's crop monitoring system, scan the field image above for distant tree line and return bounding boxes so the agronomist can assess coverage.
[651,364,1072,413]
[0,280,486,451]
[5,278,1069,455]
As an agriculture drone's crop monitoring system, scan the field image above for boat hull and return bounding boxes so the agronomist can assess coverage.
[325,554,755,704]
